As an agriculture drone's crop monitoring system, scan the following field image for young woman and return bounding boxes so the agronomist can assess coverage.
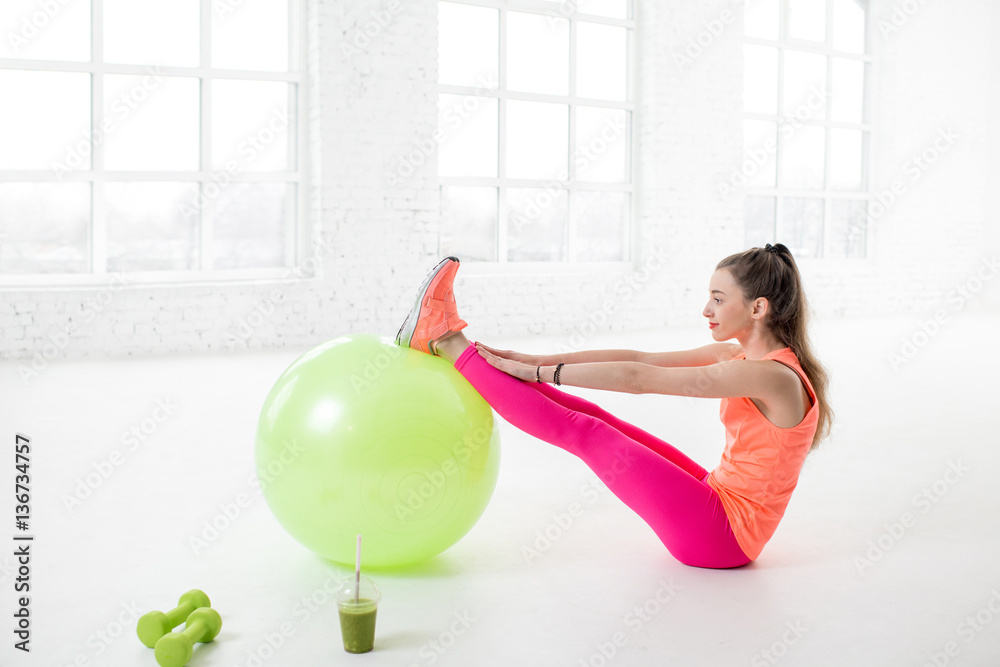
[395,243,831,568]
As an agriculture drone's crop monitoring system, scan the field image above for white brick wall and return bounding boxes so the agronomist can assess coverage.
[0,0,996,362]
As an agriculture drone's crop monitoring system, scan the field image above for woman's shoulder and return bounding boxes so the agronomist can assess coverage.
[724,343,745,361]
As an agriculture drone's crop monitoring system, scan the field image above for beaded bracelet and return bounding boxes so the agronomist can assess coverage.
[554,363,565,386]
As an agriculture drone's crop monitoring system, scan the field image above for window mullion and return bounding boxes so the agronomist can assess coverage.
[497,7,507,263]
[566,15,577,262]
[200,0,213,271]
[91,0,106,275]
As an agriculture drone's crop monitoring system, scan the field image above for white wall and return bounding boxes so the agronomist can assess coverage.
[1,0,996,364]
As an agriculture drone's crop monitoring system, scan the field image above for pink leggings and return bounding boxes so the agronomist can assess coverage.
[455,344,751,569]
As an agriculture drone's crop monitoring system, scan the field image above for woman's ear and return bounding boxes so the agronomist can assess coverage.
[751,297,769,319]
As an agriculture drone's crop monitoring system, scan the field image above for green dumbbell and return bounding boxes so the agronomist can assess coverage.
[137,590,211,648]
[154,607,222,667]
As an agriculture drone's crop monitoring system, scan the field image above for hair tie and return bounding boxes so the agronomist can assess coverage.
[765,243,777,253]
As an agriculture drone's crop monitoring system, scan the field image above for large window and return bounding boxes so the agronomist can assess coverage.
[437,0,634,264]
[741,0,871,259]
[0,0,305,282]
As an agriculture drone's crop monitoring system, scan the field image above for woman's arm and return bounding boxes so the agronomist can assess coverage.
[477,345,785,401]
[477,342,741,368]
[637,343,742,367]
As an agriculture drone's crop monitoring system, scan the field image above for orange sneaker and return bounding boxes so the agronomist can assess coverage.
[395,256,468,355]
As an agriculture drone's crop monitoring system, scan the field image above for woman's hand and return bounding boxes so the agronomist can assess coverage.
[475,343,542,367]
[476,343,539,382]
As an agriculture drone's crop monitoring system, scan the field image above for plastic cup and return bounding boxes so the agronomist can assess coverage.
[336,576,381,654]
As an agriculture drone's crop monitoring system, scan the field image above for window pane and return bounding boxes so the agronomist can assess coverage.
[828,199,867,258]
[103,74,200,171]
[829,128,864,190]
[507,12,568,96]
[506,100,567,180]
[106,182,199,271]
[214,183,291,269]
[745,0,779,40]
[439,2,498,87]
[576,0,628,19]
[575,107,628,183]
[572,191,627,261]
[745,196,776,248]
[743,120,777,188]
[0,0,90,61]
[0,182,89,273]
[507,188,566,262]
[576,22,626,101]
[438,94,498,178]
[0,71,90,171]
[832,0,867,54]
[212,80,293,172]
[744,44,778,114]
[783,50,826,118]
[212,0,288,72]
[441,186,496,262]
[788,0,826,42]
[830,58,865,123]
[781,197,823,258]
[104,0,199,67]
[780,125,824,189]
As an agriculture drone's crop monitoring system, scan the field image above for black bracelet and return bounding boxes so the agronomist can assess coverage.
[535,365,541,383]
[554,363,565,386]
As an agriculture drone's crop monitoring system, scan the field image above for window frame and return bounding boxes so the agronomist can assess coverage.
[0,0,310,286]
[743,0,874,261]
[437,0,636,271]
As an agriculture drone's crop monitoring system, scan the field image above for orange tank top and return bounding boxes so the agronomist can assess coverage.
[706,347,818,561]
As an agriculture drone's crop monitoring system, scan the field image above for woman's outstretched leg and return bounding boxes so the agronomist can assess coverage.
[396,257,749,567]
[437,334,748,568]
[438,333,709,480]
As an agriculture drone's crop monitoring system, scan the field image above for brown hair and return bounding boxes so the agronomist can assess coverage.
[716,243,832,449]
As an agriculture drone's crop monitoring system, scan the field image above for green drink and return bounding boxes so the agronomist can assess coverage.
[338,599,378,653]
[336,575,381,654]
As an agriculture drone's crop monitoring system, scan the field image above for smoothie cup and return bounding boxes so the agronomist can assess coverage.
[336,576,381,653]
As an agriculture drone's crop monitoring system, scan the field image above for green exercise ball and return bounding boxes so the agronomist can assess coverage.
[255,334,500,567]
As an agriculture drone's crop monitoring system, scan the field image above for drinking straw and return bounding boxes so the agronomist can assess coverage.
[355,534,362,603]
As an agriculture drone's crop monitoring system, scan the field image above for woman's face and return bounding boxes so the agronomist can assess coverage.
[703,269,754,341]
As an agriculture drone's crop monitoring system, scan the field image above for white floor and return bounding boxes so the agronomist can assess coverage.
[1,311,998,667]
